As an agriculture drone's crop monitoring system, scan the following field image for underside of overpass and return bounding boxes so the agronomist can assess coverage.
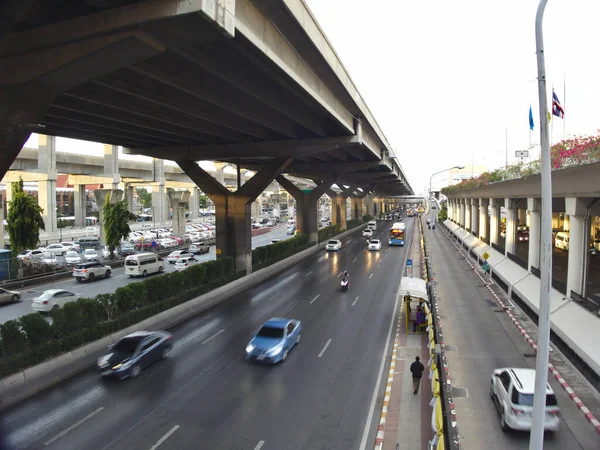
[1,0,413,272]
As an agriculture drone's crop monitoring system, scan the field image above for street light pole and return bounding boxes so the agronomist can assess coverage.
[429,166,465,197]
[530,1,552,449]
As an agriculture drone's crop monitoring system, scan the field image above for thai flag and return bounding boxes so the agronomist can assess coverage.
[552,91,564,118]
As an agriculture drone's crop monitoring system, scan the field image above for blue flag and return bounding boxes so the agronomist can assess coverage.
[529,106,534,131]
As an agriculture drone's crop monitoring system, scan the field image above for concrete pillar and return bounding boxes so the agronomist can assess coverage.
[125,184,135,213]
[471,198,479,236]
[189,187,199,220]
[490,198,500,246]
[328,190,348,230]
[214,162,227,186]
[103,144,120,188]
[459,199,466,228]
[479,198,489,242]
[168,190,190,237]
[94,189,123,246]
[527,198,541,271]
[36,135,58,233]
[465,199,471,231]
[565,198,587,297]
[152,184,168,224]
[351,197,362,221]
[364,195,374,217]
[505,198,516,255]
[74,185,87,228]
[178,159,291,275]
[0,199,4,249]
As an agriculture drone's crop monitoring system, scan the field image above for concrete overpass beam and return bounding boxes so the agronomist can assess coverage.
[565,197,588,297]
[179,159,291,274]
[167,189,190,237]
[504,199,517,255]
[527,198,541,271]
[94,189,123,246]
[277,175,334,243]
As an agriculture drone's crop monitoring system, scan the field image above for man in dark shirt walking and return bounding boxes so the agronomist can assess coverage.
[410,355,425,394]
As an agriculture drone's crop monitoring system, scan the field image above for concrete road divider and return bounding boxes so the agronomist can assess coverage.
[0,226,363,410]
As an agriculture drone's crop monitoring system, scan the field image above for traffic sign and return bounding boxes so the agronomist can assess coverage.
[482,252,490,260]
[151,241,156,248]
[406,258,413,267]
[216,248,222,255]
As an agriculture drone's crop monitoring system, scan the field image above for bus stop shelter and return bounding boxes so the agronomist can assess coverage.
[400,276,430,334]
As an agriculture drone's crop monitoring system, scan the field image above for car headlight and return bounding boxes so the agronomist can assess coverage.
[245,344,254,353]
[112,364,123,370]
[267,345,284,356]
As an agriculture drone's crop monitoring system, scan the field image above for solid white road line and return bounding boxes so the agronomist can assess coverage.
[253,441,265,450]
[353,258,358,262]
[149,425,180,450]
[352,296,359,306]
[310,295,320,304]
[305,271,313,276]
[44,407,105,446]
[201,329,225,345]
[267,293,280,301]
[318,338,332,358]
[368,273,373,279]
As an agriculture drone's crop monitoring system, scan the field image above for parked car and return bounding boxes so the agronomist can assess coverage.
[245,318,302,364]
[490,367,560,432]
[45,243,70,256]
[166,250,191,263]
[65,250,82,266]
[72,262,111,282]
[60,241,80,252]
[101,245,119,259]
[174,256,198,272]
[0,287,21,305]
[17,249,45,264]
[119,242,136,257]
[32,289,80,312]
[42,252,60,266]
[75,236,100,250]
[97,330,173,379]
[368,239,382,251]
[189,243,210,255]
[83,248,100,262]
[325,240,342,251]
[555,231,569,250]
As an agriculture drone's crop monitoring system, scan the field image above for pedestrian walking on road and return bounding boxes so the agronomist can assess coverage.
[410,356,425,394]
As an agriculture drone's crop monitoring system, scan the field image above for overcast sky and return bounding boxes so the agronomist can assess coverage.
[24,0,600,195]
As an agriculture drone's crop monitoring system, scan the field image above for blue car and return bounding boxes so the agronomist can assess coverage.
[97,330,173,379]
[245,318,302,364]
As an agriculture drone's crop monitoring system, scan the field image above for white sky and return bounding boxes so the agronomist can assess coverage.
[23,0,600,195]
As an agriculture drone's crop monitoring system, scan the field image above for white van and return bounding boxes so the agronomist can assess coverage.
[368,220,377,231]
[554,232,569,251]
[125,252,164,277]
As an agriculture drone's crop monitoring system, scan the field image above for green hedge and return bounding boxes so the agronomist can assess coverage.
[346,219,361,230]
[0,257,239,377]
[252,234,312,271]
[318,224,342,242]
[363,214,373,222]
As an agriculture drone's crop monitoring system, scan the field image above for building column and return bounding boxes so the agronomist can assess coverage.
[566,198,587,297]
[179,159,291,275]
[125,184,135,213]
[490,198,500,246]
[464,199,471,230]
[214,162,227,185]
[74,185,87,228]
[350,197,363,221]
[327,189,349,230]
[0,199,4,249]
[168,190,190,237]
[471,198,479,236]
[103,144,120,189]
[188,187,200,220]
[36,135,58,233]
[151,158,168,224]
[479,198,489,242]
[505,198,517,255]
[527,198,541,272]
[94,189,123,246]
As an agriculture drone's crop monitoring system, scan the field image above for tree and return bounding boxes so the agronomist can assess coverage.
[103,193,136,257]
[198,193,208,209]
[6,178,45,254]
[136,187,152,208]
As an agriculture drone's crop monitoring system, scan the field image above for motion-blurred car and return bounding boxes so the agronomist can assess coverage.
[101,245,119,259]
[32,289,80,312]
[245,318,302,364]
[73,262,111,282]
[325,240,342,251]
[368,239,382,251]
[97,330,173,379]
[0,287,21,305]
[490,367,560,432]
[362,228,373,238]
[189,243,209,255]
[174,256,198,272]
[17,249,45,264]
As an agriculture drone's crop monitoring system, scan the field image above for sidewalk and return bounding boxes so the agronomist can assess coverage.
[376,220,431,450]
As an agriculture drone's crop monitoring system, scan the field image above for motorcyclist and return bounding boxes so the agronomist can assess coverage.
[342,271,350,282]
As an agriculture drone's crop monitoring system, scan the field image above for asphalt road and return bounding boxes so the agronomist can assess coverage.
[0,227,289,325]
[425,210,600,449]
[2,220,410,450]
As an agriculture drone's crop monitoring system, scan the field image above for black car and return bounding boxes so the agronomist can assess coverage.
[97,330,173,379]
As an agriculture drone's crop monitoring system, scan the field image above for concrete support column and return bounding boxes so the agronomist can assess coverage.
[151,158,168,224]
[471,198,479,236]
[490,199,500,246]
[0,200,4,249]
[189,187,200,220]
[327,189,349,230]
[125,184,135,213]
[168,190,190,237]
[465,199,472,231]
[459,199,466,228]
[479,198,489,242]
[350,197,362,221]
[94,189,123,246]
[178,159,292,275]
[103,144,120,189]
[36,135,58,233]
[566,198,587,297]
[527,198,541,271]
[505,199,517,255]
[74,185,87,228]
[214,162,227,186]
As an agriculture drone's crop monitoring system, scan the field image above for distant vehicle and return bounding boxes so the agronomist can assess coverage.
[97,330,173,379]
[17,249,44,263]
[325,240,342,251]
[174,256,198,272]
[118,242,136,257]
[367,220,377,231]
[32,289,80,312]
[245,318,302,364]
[65,251,82,266]
[73,262,111,282]
[490,367,559,432]
[389,222,406,246]
[83,249,100,262]
[125,253,164,277]
[42,252,60,266]
[554,232,569,250]
[0,287,21,305]
[166,250,191,263]
[101,245,119,259]
[76,236,100,250]
[362,228,373,238]
[189,243,210,255]
[368,239,382,251]
[286,227,295,235]
[61,241,80,252]
[45,243,70,256]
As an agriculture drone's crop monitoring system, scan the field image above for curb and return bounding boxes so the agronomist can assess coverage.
[439,223,600,436]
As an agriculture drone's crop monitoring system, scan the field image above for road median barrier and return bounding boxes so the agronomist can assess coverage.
[0,225,364,410]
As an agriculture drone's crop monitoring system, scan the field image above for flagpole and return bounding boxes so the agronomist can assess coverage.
[550,85,554,145]
[563,73,567,140]
[505,92,509,169]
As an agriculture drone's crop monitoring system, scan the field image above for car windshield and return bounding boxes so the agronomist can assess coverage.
[257,326,285,339]
[327,240,338,245]
[370,240,380,244]
[112,336,145,356]
[85,249,96,254]
[66,251,79,257]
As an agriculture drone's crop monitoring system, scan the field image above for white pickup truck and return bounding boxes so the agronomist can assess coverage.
[72,262,112,282]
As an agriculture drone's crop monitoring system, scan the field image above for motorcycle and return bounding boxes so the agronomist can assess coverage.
[340,278,349,292]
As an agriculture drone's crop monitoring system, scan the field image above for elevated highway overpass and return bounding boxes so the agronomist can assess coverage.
[1,0,413,273]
